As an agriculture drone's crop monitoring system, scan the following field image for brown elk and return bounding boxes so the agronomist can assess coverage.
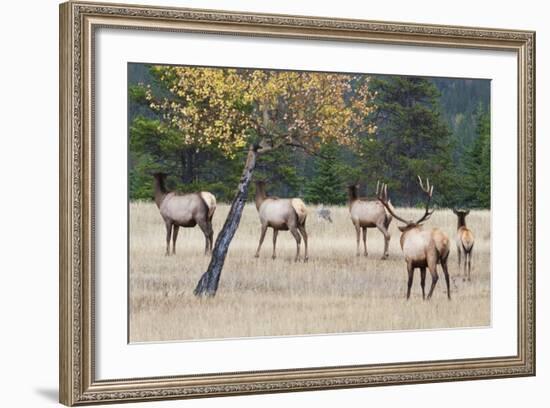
[348,182,392,259]
[153,173,216,256]
[378,177,451,300]
[254,180,308,262]
[452,209,475,281]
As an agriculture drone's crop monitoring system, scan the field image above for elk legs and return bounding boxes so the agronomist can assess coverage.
[442,259,451,299]
[171,225,179,255]
[254,224,268,258]
[208,224,214,253]
[426,265,439,300]
[406,262,414,300]
[298,224,308,262]
[164,221,173,256]
[355,224,361,257]
[272,229,278,259]
[420,267,427,300]
[362,227,368,257]
[376,221,391,260]
[289,226,302,262]
[197,219,212,255]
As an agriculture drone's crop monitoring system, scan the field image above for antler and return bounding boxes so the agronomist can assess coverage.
[414,176,435,224]
[376,177,436,227]
[377,182,410,225]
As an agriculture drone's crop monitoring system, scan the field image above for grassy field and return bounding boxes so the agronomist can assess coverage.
[129,202,491,342]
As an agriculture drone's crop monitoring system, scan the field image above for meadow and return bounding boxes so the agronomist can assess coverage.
[129,202,491,342]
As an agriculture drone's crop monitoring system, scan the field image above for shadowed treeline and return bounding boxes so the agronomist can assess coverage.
[128,64,490,209]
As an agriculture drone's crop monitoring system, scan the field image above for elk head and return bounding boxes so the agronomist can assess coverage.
[452,208,470,226]
[152,172,169,202]
[151,171,168,178]
[347,179,360,203]
[377,176,435,231]
[452,208,470,216]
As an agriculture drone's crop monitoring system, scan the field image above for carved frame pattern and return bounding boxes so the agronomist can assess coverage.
[59,1,535,405]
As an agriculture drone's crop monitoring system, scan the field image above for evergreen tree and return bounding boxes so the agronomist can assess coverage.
[253,145,305,198]
[362,76,455,207]
[431,78,490,174]
[127,64,490,209]
[463,106,491,208]
[304,143,347,204]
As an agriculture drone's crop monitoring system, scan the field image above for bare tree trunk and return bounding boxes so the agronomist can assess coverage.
[180,148,196,184]
[194,146,258,297]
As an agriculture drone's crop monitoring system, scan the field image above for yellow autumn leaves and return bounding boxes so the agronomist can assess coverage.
[145,66,377,157]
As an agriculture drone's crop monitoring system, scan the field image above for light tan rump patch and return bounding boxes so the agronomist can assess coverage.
[200,191,217,218]
[460,229,475,251]
[291,198,308,225]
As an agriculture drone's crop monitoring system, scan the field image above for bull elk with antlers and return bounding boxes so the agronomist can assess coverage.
[348,181,392,259]
[453,209,475,281]
[378,177,451,300]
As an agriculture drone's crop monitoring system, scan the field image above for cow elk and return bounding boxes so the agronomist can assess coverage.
[453,208,475,281]
[254,180,308,262]
[378,177,451,300]
[348,182,392,259]
[153,173,216,256]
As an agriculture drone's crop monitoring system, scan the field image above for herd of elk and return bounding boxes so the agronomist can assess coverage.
[378,177,451,300]
[151,174,476,300]
[153,173,216,256]
[253,180,309,262]
[348,182,392,259]
[453,209,475,281]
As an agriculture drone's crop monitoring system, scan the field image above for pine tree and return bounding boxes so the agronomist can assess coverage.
[362,76,455,207]
[463,106,491,208]
[304,143,346,204]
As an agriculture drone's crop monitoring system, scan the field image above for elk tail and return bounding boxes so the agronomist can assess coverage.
[200,192,217,219]
[291,198,308,226]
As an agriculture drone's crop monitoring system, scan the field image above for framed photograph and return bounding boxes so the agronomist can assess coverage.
[59,1,535,405]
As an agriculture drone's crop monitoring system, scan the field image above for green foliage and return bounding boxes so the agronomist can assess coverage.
[304,143,347,205]
[462,107,491,208]
[129,113,247,201]
[128,84,148,105]
[432,78,490,174]
[127,63,491,208]
[362,76,455,207]
[128,116,171,200]
[253,146,305,198]
[129,153,156,200]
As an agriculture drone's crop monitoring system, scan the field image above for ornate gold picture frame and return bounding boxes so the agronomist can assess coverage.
[59,1,535,405]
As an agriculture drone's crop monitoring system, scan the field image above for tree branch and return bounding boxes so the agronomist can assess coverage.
[284,141,334,160]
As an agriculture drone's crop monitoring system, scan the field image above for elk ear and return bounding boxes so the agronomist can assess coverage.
[452,208,458,215]
[465,210,470,215]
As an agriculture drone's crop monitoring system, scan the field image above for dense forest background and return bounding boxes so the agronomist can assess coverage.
[128,63,490,208]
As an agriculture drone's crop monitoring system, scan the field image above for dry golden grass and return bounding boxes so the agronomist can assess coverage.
[129,202,491,342]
